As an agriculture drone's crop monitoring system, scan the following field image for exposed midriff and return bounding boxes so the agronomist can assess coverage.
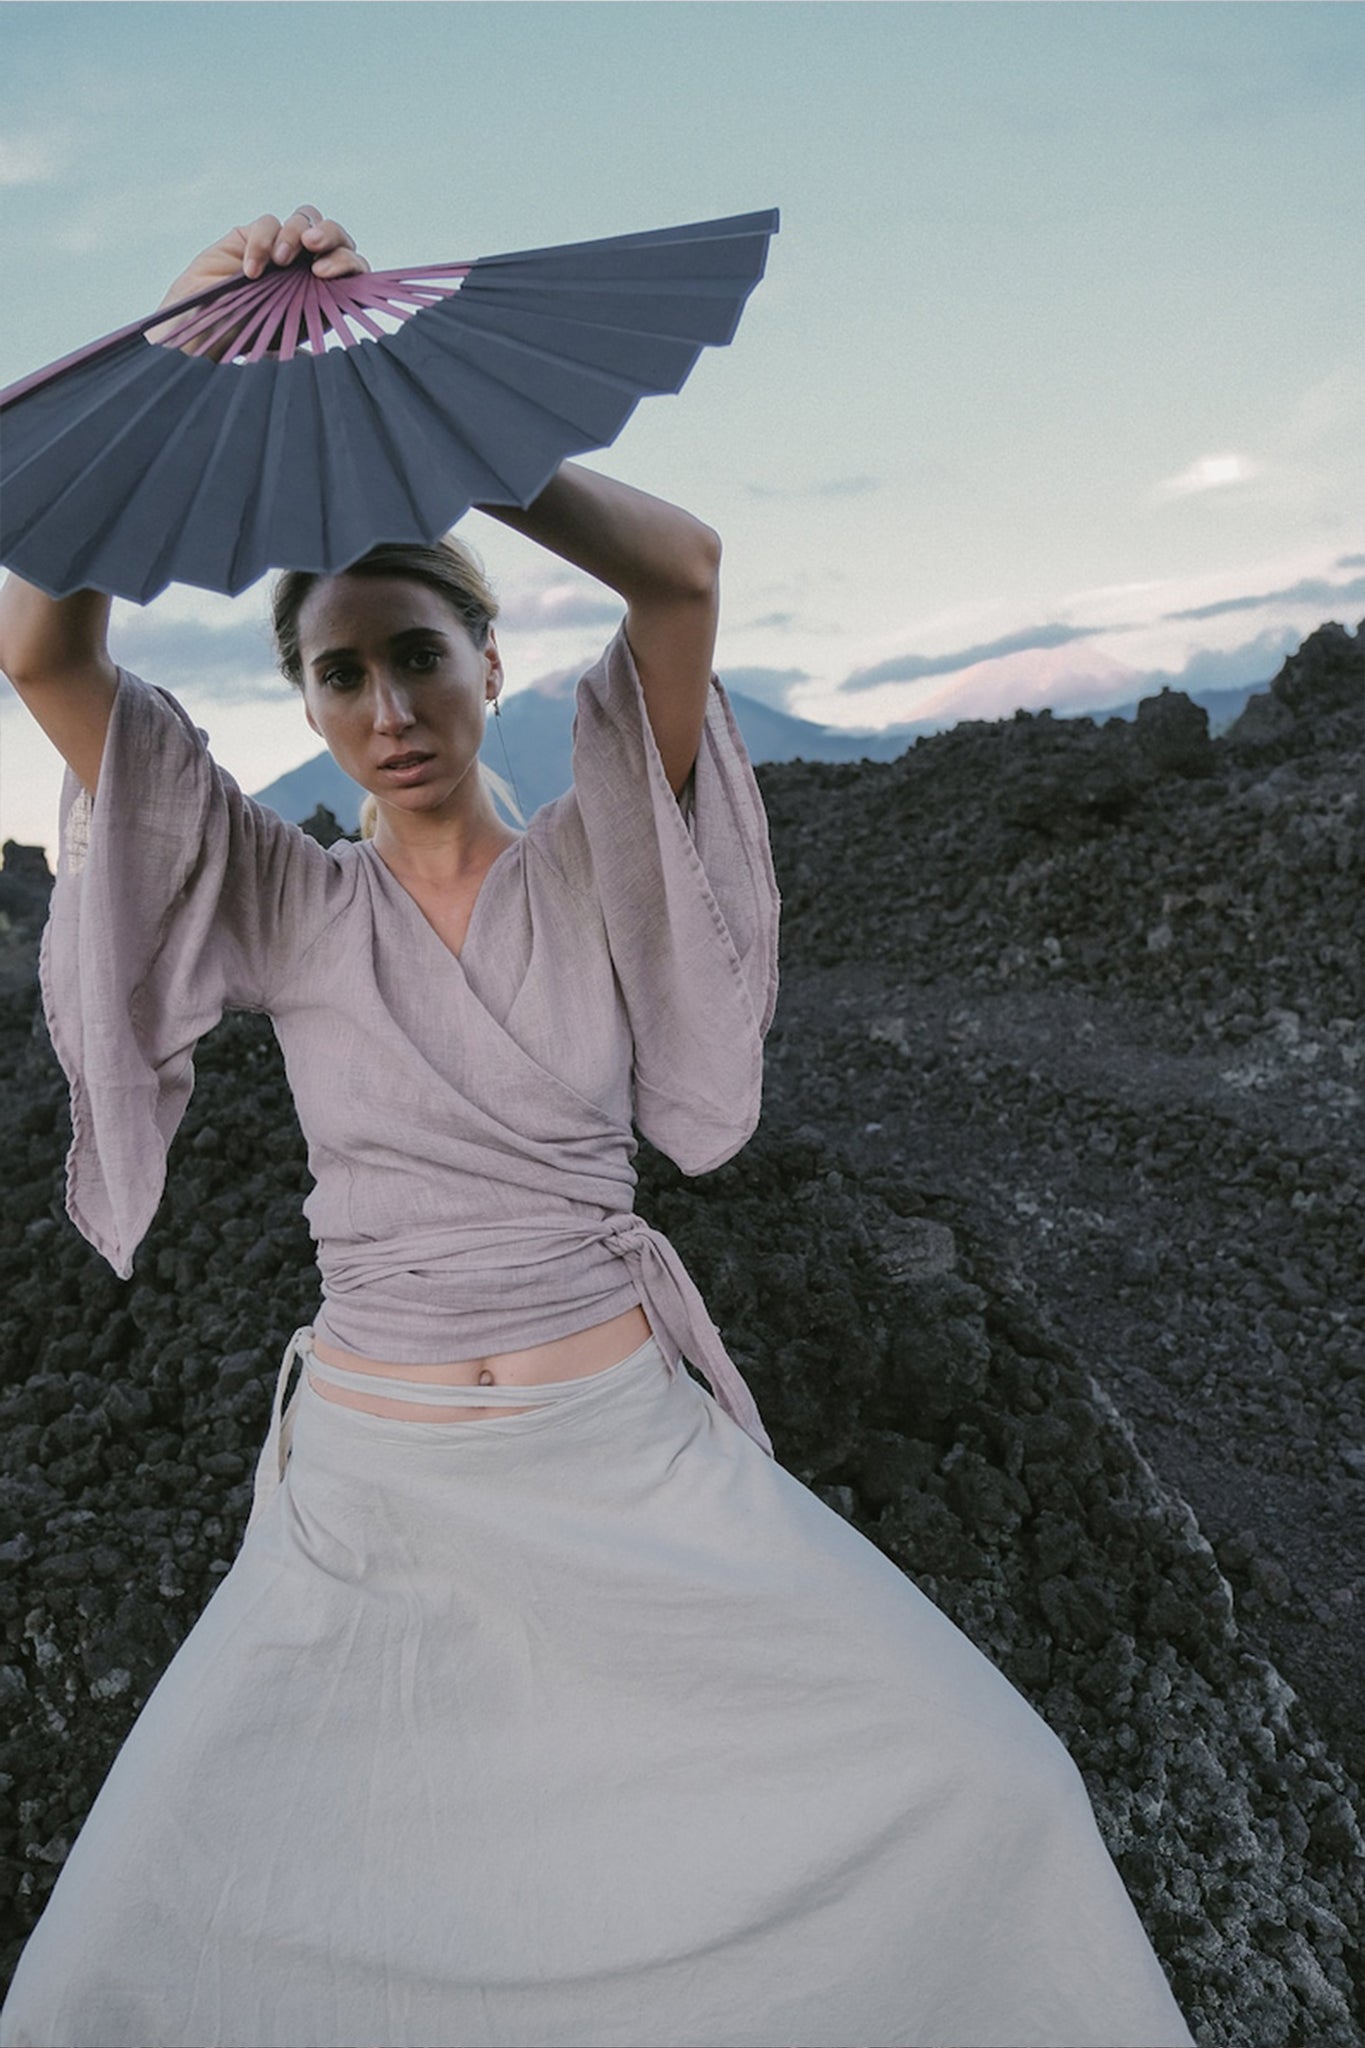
[306,1304,655,1421]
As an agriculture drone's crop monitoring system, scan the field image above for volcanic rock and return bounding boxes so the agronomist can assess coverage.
[0,621,1361,2041]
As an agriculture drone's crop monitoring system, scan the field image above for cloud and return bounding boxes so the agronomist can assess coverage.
[497,583,624,632]
[1277,366,1365,454]
[740,607,849,638]
[718,667,811,712]
[1337,553,1365,570]
[743,475,880,502]
[49,168,230,260]
[848,643,1140,733]
[109,615,283,702]
[1165,571,1365,623]
[1153,453,1260,501]
[841,623,1107,695]
[1123,628,1303,706]
[0,134,63,187]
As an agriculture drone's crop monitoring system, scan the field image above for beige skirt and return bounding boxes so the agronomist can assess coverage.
[1,1329,1192,2048]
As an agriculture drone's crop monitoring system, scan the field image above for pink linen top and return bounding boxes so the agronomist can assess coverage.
[38,626,782,1453]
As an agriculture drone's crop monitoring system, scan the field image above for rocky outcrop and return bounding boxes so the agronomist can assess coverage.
[0,843,53,998]
[765,621,1363,1049]
[295,802,357,848]
[1225,620,1362,757]
[0,623,1361,2039]
[0,1003,1359,2040]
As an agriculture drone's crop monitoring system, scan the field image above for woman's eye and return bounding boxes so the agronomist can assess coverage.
[407,648,441,672]
[322,668,360,691]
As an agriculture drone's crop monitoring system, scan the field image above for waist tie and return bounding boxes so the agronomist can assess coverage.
[303,1335,661,1408]
[246,1213,772,1536]
[248,1325,313,1537]
[319,1211,774,1459]
[598,1211,772,1459]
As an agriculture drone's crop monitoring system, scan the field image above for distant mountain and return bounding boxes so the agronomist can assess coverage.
[249,687,905,827]
[250,752,371,829]
[249,677,1266,825]
[250,685,580,828]
[712,695,908,766]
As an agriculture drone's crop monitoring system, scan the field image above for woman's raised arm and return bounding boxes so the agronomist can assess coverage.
[477,463,720,800]
[0,579,117,796]
[1,206,371,794]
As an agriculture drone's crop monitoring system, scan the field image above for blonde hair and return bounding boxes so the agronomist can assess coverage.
[271,535,525,832]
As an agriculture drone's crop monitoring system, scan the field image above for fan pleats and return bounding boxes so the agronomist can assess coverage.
[1,209,778,600]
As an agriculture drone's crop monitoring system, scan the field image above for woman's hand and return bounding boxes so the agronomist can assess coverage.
[147,206,371,355]
[4,207,372,782]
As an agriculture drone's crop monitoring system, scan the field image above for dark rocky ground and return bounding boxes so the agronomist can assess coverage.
[0,622,1361,2043]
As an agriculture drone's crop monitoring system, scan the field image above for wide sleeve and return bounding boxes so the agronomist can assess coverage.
[569,624,781,1175]
[38,666,337,1280]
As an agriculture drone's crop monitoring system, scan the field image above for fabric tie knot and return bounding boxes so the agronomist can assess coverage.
[599,1211,772,1457]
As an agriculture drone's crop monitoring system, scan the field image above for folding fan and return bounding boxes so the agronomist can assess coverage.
[0,209,779,603]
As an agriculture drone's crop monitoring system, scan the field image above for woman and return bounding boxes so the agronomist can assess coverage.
[0,207,1193,2048]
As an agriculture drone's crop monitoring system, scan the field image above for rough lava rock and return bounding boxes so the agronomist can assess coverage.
[0,842,55,997]
[1,625,1361,2041]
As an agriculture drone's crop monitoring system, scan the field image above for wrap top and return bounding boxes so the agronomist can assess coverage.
[38,625,782,1453]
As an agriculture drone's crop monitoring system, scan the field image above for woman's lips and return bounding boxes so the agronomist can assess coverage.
[378,752,434,783]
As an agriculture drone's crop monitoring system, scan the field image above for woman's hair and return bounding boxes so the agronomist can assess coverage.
[270,536,525,834]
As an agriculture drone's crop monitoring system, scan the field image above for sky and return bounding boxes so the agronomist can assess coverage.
[2,0,1363,859]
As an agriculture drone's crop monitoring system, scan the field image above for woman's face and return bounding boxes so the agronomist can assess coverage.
[296,572,502,820]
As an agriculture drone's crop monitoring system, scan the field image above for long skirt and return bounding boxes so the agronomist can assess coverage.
[1,1328,1193,2048]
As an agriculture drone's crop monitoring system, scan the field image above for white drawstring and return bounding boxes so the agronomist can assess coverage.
[246,1326,314,1535]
